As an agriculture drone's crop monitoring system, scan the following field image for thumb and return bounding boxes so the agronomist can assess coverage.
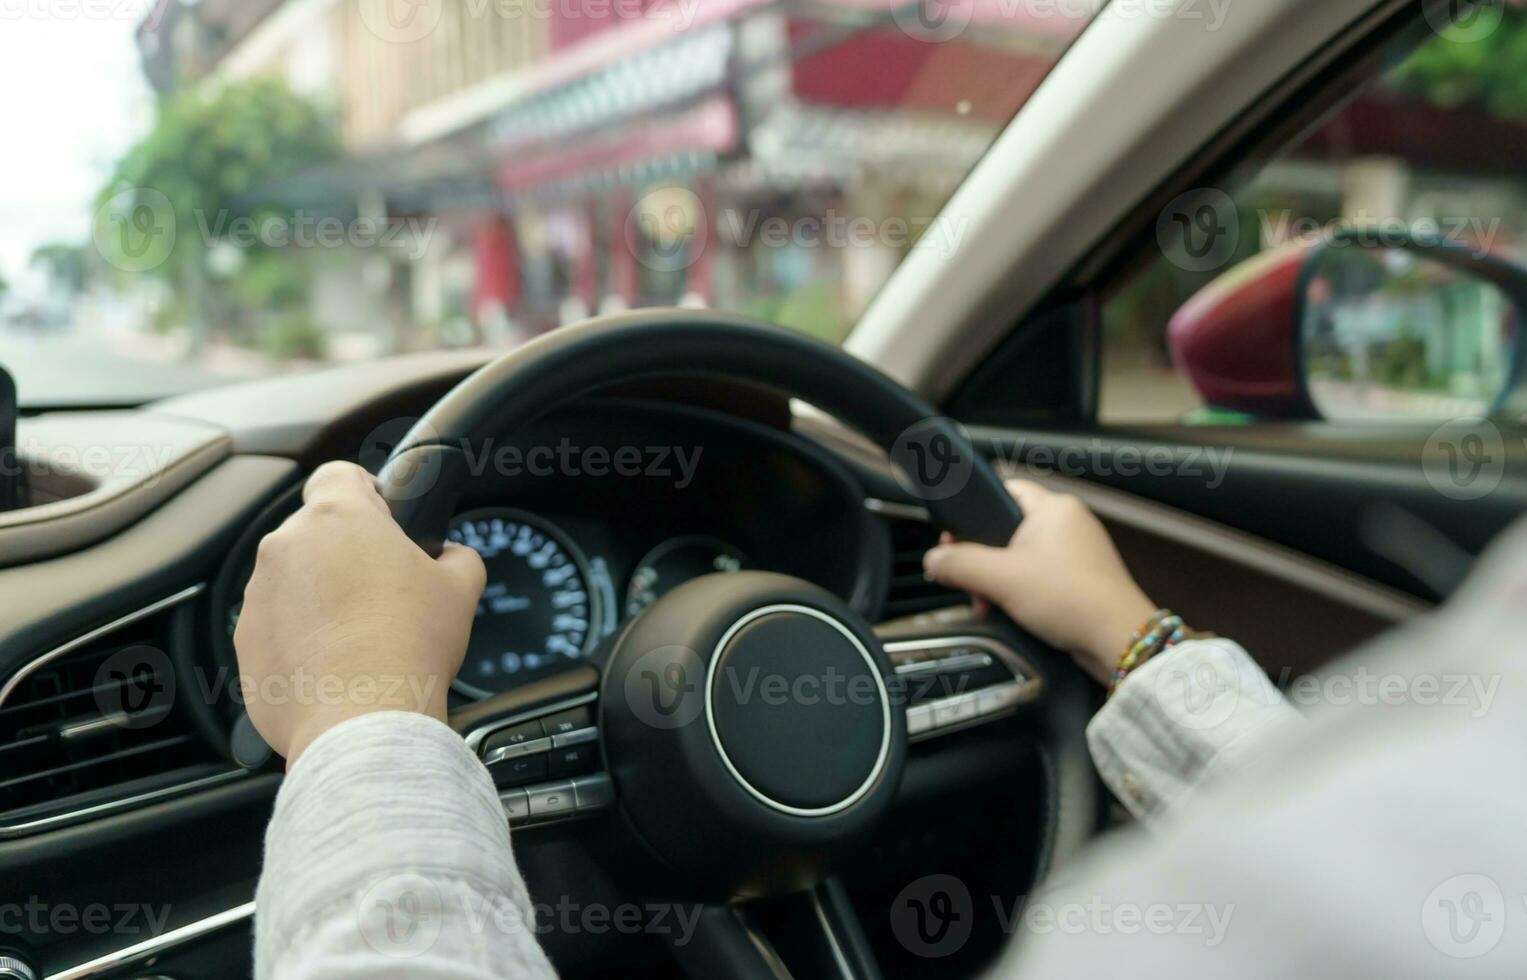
[923,541,1015,603]
[437,541,488,596]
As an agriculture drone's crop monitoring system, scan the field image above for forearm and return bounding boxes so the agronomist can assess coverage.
[1087,638,1299,824]
[255,712,557,979]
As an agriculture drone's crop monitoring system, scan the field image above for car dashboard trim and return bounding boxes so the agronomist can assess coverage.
[0,584,206,710]
[0,584,257,840]
[44,901,257,980]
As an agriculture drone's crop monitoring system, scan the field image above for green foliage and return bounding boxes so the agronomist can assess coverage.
[1373,334,1431,390]
[229,250,308,310]
[740,281,849,344]
[29,242,87,294]
[1389,10,1527,119]
[96,77,341,279]
[259,312,327,360]
[95,78,341,358]
[223,250,323,353]
[150,293,186,336]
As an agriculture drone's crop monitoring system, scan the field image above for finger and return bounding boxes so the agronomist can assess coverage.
[437,541,488,596]
[1004,478,1053,514]
[922,540,1014,600]
[303,461,388,515]
[303,460,373,503]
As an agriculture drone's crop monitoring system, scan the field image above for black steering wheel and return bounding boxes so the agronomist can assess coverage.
[377,309,1104,978]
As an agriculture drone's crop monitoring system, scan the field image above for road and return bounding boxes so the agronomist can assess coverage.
[0,328,234,405]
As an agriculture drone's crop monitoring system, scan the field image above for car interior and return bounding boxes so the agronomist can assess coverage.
[1,0,1525,978]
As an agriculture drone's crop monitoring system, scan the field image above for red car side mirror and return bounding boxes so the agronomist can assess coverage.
[1166,242,1313,419]
[1169,233,1527,422]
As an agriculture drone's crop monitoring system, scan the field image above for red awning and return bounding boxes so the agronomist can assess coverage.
[788,20,1063,123]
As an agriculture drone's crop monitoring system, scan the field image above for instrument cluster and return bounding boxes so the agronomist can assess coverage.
[448,509,756,698]
[211,398,881,703]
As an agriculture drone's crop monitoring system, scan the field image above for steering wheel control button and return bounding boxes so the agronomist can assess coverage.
[893,649,992,675]
[933,692,980,728]
[890,640,1019,703]
[978,683,1025,715]
[543,707,594,738]
[482,735,553,767]
[501,774,613,826]
[490,753,548,788]
[551,726,598,749]
[528,781,577,818]
[909,679,1043,741]
[572,774,616,810]
[500,788,531,822]
[483,720,546,751]
[884,636,1045,741]
[707,606,891,816]
[548,741,600,778]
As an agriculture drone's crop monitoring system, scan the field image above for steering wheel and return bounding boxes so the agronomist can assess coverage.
[377,309,1104,977]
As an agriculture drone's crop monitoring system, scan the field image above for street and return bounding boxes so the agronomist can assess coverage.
[0,328,234,406]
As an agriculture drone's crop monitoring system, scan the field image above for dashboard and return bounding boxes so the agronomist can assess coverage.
[0,325,1451,980]
[0,357,1006,980]
[207,397,887,704]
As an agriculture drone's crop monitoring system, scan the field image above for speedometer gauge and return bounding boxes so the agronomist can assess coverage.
[625,536,750,617]
[449,509,599,699]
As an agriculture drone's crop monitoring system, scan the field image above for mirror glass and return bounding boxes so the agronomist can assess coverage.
[1300,246,1522,420]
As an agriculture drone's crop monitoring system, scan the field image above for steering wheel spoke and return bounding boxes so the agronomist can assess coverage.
[450,663,616,830]
[877,614,1109,874]
[666,878,883,980]
[880,632,1044,742]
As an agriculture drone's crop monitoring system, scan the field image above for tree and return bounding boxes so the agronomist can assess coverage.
[1389,9,1527,120]
[95,78,341,351]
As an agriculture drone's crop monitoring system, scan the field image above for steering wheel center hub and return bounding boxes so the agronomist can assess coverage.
[600,572,907,895]
[706,605,891,817]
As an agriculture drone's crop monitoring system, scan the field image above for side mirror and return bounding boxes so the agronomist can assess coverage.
[1169,231,1527,421]
[1295,231,1526,421]
[1167,243,1309,418]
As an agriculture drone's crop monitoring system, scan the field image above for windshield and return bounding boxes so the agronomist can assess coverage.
[0,0,1100,406]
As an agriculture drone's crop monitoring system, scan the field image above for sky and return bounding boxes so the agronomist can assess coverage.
[0,12,153,295]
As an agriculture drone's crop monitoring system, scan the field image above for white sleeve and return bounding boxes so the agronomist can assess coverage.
[254,711,559,980]
[993,520,1527,979]
[1086,637,1299,824]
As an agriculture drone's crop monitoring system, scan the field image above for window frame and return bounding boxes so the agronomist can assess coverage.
[948,3,1469,436]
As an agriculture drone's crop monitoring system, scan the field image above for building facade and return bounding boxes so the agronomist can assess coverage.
[137,0,1086,356]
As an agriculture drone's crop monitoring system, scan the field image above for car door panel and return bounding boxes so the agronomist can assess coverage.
[988,468,1429,679]
[975,426,1526,607]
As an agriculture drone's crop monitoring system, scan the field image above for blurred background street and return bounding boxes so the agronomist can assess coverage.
[0,328,230,405]
[2,0,1525,418]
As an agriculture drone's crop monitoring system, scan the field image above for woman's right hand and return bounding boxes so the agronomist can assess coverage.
[922,479,1159,685]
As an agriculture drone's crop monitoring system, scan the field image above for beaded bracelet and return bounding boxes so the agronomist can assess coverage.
[1107,609,1187,697]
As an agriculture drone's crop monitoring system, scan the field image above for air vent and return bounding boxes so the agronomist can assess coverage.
[880,512,967,620]
[0,590,229,832]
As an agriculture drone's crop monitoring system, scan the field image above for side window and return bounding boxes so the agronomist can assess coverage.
[1100,11,1527,425]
